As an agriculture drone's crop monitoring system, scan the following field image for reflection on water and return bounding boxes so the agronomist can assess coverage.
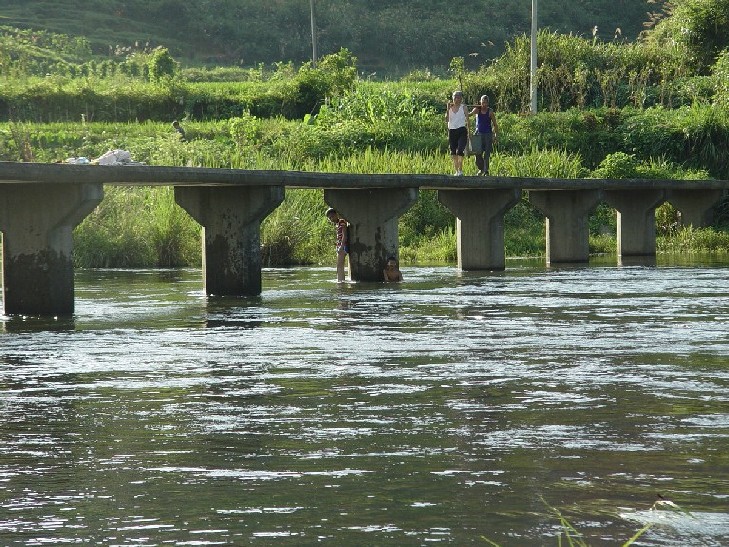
[1,258,728,545]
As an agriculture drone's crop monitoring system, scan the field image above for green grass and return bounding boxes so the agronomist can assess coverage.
[658,226,729,253]
[74,185,200,268]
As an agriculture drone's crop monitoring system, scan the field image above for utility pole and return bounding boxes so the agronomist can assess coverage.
[530,0,538,113]
[310,0,318,67]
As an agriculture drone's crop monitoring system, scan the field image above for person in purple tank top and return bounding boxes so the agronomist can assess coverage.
[468,95,499,175]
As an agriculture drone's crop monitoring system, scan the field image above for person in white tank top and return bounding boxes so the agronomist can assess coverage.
[445,90,469,176]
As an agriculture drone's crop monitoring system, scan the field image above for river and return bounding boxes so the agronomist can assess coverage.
[1,258,728,546]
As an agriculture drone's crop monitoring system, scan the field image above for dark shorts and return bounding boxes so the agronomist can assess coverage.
[449,126,468,156]
[474,132,494,155]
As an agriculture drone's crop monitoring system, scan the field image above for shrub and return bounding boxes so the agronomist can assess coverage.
[148,47,178,82]
[591,151,640,179]
[278,48,358,119]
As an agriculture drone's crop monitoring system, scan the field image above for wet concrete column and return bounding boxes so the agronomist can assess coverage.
[325,188,418,281]
[438,188,521,270]
[0,183,104,316]
[604,189,665,256]
[666,189,725,227]
[175,186,284,296]
[529,190,602,263]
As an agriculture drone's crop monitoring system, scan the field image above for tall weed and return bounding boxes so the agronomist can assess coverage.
[74,185,200,268]
[658,226,729,253]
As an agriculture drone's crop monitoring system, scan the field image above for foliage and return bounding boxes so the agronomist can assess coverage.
[656,202,683,235]
[317,85,437,127]
[401,226,456,265]
[181,65,266,83]
[494,105,729,177]
[261,190,331,266]
[448,57,466,90]
[658,225,729,251]
[147,47,178,82]
[476,30,697,113]
[591,151,641,178]
[282,48,358,119]
[3,122,35,161]
[400,190,455,253]
[229,113,261,148]
[0,49,359,123]
[74,185,200,268]
[711,48,729,108]
[621,105,729,177]
[0,25,91,78]
[647,0,729,73]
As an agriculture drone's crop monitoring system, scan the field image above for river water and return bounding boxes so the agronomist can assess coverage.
[1,258,728,546]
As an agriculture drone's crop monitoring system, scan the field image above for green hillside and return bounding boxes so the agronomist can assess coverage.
[0,0,667,73]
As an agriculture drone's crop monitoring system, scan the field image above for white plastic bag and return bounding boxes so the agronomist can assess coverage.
[95,149,132,165]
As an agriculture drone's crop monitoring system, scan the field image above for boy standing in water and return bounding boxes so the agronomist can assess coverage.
[326,208,349,282]
[383,256,403,282]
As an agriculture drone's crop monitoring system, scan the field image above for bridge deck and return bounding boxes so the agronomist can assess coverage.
[1,161,728,190]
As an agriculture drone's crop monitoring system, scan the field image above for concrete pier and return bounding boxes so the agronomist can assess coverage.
[605,189,665,256]
[0,183,103,315]
[175,186,284,296]
[439,188,521,270]
[324,188,418,281]
[666,189,725,227]
[529,190,602,263]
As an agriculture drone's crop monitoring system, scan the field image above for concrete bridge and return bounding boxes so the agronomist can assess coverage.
[1,161,727,316]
